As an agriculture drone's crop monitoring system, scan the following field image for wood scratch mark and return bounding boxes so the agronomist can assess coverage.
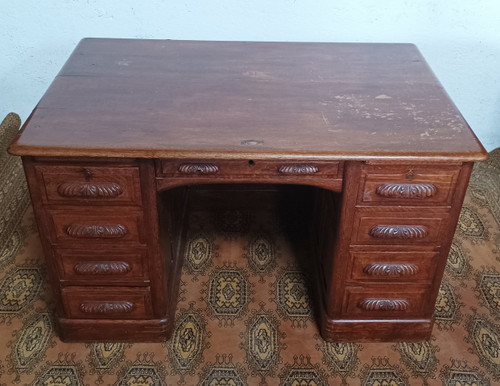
[321,111,330,127]
[375,94,392,99]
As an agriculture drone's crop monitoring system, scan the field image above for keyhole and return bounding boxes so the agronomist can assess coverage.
[248,160,255,167]
[83,168,93,181]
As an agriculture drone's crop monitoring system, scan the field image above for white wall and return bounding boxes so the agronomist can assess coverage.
[2,0,499,150]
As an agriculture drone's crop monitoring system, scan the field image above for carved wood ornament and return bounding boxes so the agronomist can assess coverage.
[66,224,128,238]
[278,165,319,174]
[376,183,437,199]
[58,182,123,198]
[80,301,135,314]
[73,261,131,275]
[369,225,428,239]
[359,298,409,311]
[363,263,419,277]
[178,163,219,174]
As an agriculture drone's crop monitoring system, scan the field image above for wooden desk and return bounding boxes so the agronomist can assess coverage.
[9,39,487,342]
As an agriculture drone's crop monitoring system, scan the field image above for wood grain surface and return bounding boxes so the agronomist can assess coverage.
[10,39,486,161]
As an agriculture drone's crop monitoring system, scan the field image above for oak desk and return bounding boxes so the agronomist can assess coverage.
[10,39,487,342]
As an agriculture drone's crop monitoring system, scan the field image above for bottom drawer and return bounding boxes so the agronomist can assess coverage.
[61,287,153,319]
[55,248,149,284]
[342,285,430,317]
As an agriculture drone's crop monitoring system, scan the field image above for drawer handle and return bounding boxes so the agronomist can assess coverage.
[178,163,219,174]
[73,261,131,275]
[58,182,123,198]
[376,183,437,199]
[363,263,419,277]
[66,224,128,238]
[369,225,428,239]
[278,165,319,174]
[359,298,409,311]
[80,301,134,314]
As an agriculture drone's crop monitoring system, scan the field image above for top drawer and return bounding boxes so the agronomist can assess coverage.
[358,164,462,206]
[34,165,142,205]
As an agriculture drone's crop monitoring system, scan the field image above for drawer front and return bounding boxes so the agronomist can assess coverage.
[349,251,438,282]
[55,248,148,283]
[47,209,144,244]
[61,287,153,319]
[358,164,461,206]
[34,165,142,205]
[342,286,429,317]
[352,211,448,245]
[157,159,341,179]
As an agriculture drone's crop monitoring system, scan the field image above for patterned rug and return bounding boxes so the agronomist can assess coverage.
[0,112,499,385]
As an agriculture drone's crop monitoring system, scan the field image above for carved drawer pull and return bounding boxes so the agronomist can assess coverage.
[58,182,123,198]
[178,163,219,174]
[369,225,428,239]
[376,183,437,199]
[73,261,131,275]
[66,224,128,238]
[363,263,419,277]
[358,298,409,311]
[80,301,134,314]
[278,165,319,174]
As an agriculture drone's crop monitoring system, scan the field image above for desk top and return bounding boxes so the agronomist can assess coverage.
[10,38,486,161]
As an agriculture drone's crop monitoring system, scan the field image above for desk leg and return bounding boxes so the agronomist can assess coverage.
[316,161,472,342]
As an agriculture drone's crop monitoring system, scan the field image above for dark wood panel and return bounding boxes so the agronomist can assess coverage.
[137,159,170,319]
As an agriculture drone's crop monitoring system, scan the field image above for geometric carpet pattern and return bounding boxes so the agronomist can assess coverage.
[0,112,499,385]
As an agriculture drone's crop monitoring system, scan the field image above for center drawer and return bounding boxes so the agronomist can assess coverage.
[157,159,342,179]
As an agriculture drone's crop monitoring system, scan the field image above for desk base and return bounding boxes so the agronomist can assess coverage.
[319,315,434,342]
[58,317,174,343]
[22,157,473,343]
